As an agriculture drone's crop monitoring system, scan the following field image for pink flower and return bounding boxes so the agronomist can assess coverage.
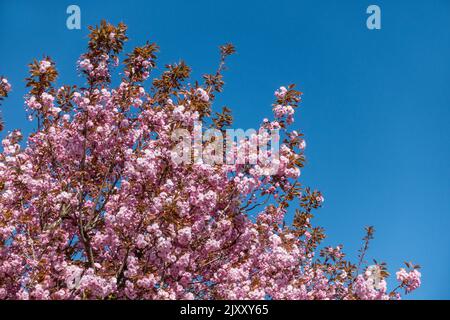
[39,60,52,73]
[396,268,421,293]
[79,58,94,71]
[275,86,287,98]
[299,139,306,149]
[0,21,421,301]
[1,77,12,93]
[195,87,209,102]
[177,227,192,246]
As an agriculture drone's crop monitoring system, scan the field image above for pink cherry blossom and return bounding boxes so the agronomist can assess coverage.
[39,60,52,73]
[396,268,422,293]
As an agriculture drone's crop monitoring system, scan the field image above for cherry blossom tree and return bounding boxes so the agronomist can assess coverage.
[0,21,420,300]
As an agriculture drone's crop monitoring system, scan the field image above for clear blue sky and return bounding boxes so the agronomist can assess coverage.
[1,0,449,299]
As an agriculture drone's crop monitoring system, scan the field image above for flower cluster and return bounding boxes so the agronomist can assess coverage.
[78,54,110,80]
[39,60,52,73]
[0,21,421,300]
[0,77,12,131]
[396,268,422,293]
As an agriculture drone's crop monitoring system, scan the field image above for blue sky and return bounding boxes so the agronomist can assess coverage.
[1,0,449,299]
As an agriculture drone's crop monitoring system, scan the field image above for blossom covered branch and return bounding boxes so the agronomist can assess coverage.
[0,21,420,300]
